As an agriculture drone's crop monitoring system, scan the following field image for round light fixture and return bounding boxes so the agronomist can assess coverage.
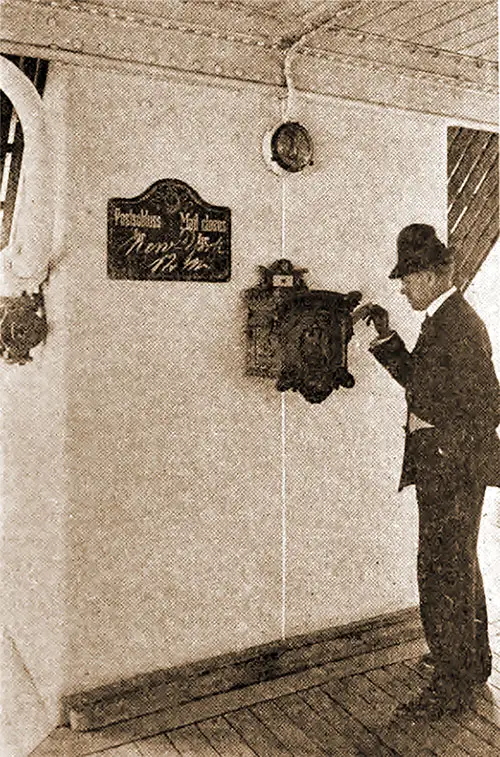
[262,121,314,175]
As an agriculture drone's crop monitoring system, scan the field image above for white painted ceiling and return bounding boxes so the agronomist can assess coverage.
[91,0,498,62]
[2,0,497,123]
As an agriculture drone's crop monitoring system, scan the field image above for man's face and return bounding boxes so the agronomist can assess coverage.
[400,270,435,311]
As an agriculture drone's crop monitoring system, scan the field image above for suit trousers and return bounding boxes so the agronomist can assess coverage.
[415,448,492,688]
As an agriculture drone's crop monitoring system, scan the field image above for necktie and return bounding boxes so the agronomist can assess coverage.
[414,314,430,353]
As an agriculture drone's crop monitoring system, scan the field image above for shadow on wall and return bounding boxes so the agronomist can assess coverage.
[1,634,52,757]
[467,239,500,596]
[465,238,500,374]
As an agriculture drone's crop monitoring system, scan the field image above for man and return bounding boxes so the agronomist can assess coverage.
[363,223,500,718]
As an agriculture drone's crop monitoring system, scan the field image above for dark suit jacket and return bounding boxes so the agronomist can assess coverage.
[370,291,500,490]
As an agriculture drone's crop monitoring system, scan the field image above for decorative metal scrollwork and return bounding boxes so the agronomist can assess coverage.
[244,259,362,403]
[0,290,48,364]
[275,289,362,403]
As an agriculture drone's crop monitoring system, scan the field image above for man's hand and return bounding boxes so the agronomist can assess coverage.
[354,303,392,339]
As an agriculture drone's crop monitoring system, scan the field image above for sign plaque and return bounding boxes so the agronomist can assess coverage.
[107,179,231,281]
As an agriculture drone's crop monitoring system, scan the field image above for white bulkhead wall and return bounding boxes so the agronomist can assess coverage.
[57,62,447,695]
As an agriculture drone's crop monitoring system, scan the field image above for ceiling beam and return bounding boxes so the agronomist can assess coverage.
[1,0,497,125]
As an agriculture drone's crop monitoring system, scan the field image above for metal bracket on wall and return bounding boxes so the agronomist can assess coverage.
[0,289,48,364]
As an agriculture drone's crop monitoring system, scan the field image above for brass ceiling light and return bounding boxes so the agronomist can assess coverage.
[263,120,313,174]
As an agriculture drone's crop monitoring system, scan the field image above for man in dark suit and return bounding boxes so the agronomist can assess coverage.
[363,223,500,718]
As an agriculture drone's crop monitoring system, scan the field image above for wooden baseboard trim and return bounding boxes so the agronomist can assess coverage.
[64,606,423,733]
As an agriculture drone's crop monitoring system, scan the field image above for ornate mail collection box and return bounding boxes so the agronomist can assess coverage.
[244,260,362,403]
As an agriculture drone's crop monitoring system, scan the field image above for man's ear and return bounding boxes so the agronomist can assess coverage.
[425,269,436,288]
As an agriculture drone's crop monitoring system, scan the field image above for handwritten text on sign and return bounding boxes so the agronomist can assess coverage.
[107,179,231,281]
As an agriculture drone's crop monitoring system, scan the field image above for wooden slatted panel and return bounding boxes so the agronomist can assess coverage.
[448,125,477,168]
[301,687,395,757]
[197,716,258,757]
[461,33,498,58]
[415,1,497,47]
[447,126,499,289]
[438,17,498,50]
[448,128,491,198]
[389,0,485,41]
[225,708,294,757]
[0,57,17,165]
[134,734,182,756]
[329,1,403,30]
[272,693,359,756]
[167,724,220,756]
[88,0,338,43]
[1,108,24,247]
[92,745,143,757]
[360,0,445,34]
[249,699,328,756]
[449,133,497,228]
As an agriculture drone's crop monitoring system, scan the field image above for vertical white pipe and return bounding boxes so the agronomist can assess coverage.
[0,55,54,294]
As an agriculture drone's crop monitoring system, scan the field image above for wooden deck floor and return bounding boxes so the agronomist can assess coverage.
[31,621,500,757]
[33,491,500,757]
[88,641,500,757]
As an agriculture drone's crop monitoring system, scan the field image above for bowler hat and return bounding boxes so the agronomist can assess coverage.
[389,224,452,279]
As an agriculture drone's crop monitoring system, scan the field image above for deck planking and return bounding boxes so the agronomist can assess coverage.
[30,636,500,757]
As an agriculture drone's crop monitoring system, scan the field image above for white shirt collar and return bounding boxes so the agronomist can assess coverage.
[426,286,457,318]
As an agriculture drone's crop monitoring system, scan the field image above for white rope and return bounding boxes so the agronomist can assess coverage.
[281,390,287,640]
[279,8,336,640]
[280,84,288,638]
[280,134,287,638]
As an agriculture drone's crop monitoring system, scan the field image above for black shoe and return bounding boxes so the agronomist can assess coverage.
[417,653,435,669]
[425,687,472,719]
[474,654,492,684]
[398,675,472,721]
[397,686,436,719]
[462,655,492,686]
[469,668,491,685]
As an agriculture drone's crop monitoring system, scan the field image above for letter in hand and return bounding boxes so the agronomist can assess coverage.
[353,303,391,338]
[408,412,434,433]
